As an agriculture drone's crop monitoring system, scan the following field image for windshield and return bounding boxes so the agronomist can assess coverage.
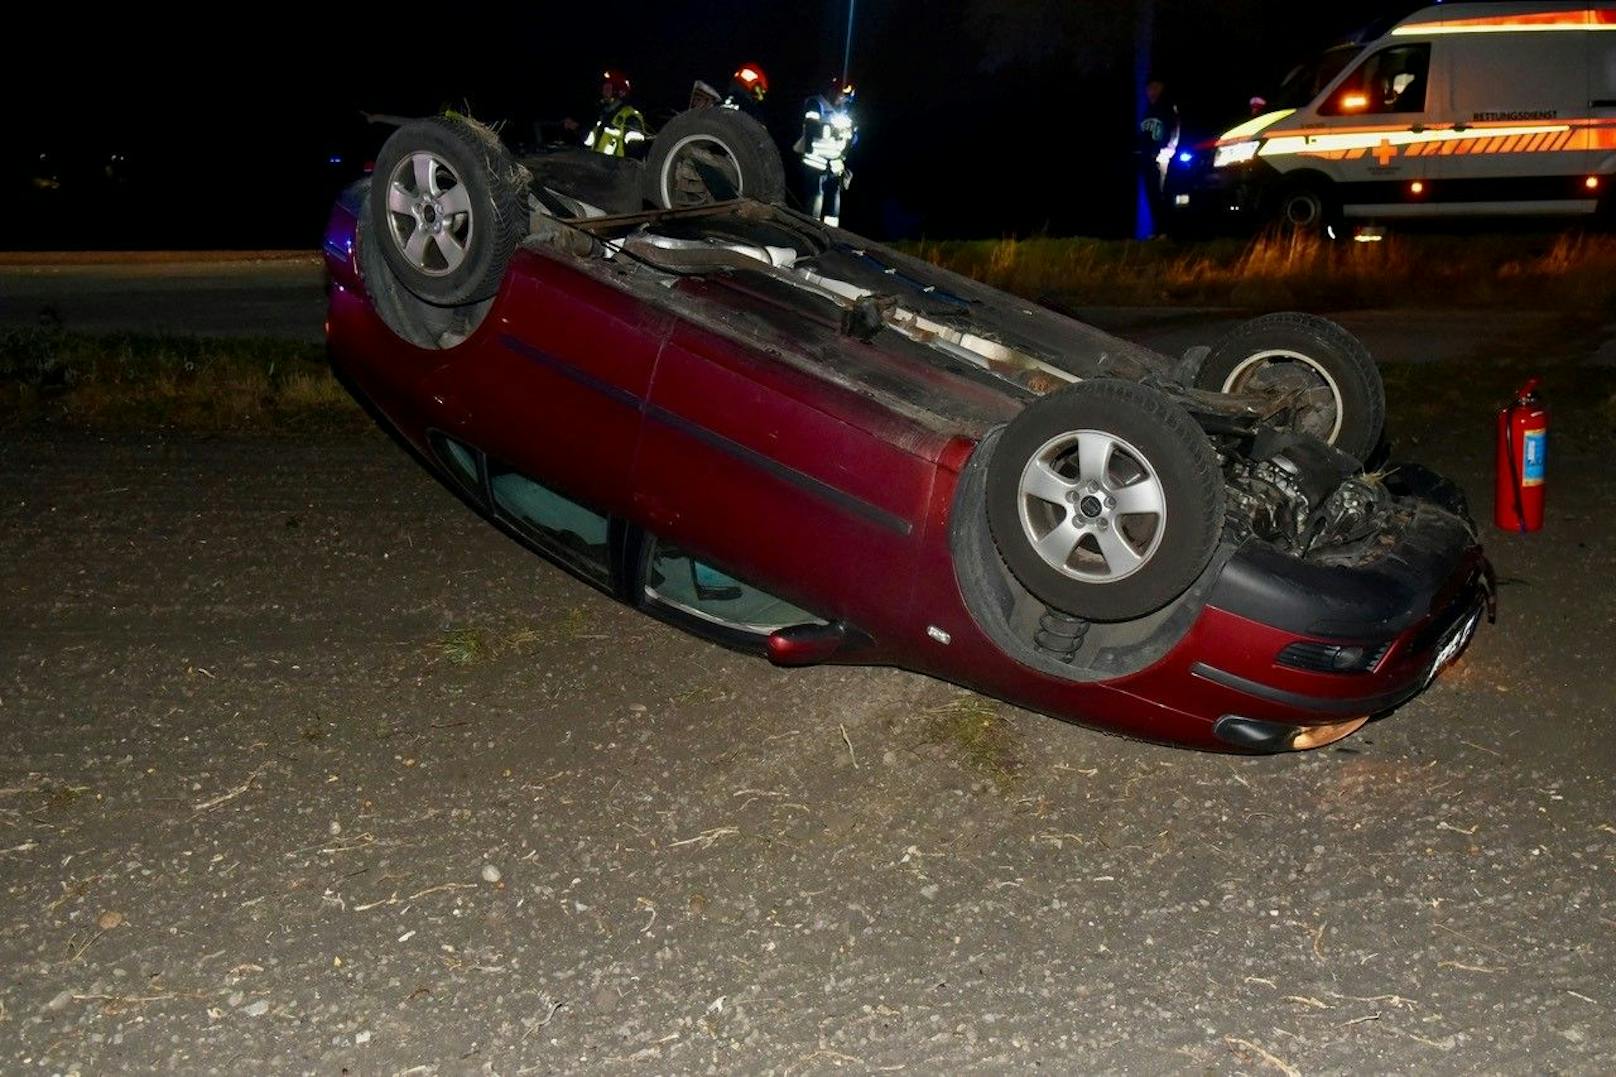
[1272,44,1362,110]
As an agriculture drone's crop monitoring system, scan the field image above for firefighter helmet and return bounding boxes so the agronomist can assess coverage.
[732,63,769,101]
[601,69,632,99]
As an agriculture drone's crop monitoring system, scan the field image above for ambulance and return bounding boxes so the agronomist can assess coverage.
[1176,2,1616,231]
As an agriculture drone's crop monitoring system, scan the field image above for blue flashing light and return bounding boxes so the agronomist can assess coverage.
[1177,151,1193,164]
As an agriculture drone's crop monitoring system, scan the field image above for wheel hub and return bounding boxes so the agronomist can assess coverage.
[1018,429,1167,583]
[384,149,473,277]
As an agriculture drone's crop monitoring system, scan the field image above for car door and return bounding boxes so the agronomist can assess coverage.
[630,298,938,640]
[431,251,674,519]
[1286,40,1439,219]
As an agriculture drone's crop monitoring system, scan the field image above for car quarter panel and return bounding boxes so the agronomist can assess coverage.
[896,441,1223,749]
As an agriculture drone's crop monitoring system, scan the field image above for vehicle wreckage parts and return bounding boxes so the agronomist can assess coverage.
[1195,312,1386,463]
[987,379,1225,622]
[646,107,786,210]
[369,116,529,308]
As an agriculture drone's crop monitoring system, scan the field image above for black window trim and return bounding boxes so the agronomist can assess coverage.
[424,430,834,653]
[428,430,620,595]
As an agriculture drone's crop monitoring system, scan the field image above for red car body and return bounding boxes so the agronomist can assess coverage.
[323,191,1490,753]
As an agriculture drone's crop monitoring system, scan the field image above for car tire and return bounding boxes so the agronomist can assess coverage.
[1196,312,1386,462]
[645,107,786,209]
[986,379,1225,622]
[1272,180,1336,235]
[368,116,529,307]
[355,206,489,350]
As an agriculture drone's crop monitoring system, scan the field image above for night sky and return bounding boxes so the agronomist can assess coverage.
[9,1,1417,249]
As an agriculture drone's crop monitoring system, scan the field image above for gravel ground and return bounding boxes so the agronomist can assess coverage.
[0,409,1611,1075]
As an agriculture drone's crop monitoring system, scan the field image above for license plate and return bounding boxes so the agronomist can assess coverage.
[1426,606,1482,687]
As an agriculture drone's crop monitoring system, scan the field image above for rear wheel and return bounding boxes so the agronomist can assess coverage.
[645,107,786,209]
[986,380,1224,622]
[1196,312,1385,462]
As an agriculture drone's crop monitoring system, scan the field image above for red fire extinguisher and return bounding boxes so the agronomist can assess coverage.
[1495,377,1547,533]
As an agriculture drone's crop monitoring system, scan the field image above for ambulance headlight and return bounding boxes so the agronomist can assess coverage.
[1213,140,1259,168]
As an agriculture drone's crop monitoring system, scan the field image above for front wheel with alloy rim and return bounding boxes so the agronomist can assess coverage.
[368,116,529,307]
[1194,312,1386,462]
[986,380,1225,622]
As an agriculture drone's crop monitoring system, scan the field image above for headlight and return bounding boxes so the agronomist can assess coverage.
[1213,140,1259,168]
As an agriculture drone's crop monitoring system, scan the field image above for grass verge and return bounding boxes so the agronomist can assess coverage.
[913,230,1616,312]
[0,328,362,433]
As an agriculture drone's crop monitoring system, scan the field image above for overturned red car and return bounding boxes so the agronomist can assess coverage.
[323,112,1491,753]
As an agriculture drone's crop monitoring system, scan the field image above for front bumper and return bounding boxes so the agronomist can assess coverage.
[1165,161,1272,227]
[1123,498,1491,748]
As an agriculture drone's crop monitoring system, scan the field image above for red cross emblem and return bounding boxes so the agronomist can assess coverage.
[1373,138,1399,167]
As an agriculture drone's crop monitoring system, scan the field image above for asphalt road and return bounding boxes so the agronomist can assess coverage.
[5,255,1610,369]
[0,255,329,343]
[1,412,1613,1072]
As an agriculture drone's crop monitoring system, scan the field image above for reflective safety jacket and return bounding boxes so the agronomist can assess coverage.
[796,95,857,172]
[585,102,648,157]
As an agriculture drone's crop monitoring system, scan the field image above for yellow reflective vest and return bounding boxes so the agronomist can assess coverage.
[586,104,648,157]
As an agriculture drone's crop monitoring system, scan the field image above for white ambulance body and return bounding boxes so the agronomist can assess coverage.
[1203,2,1616,228]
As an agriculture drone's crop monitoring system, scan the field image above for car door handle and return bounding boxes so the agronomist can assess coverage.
[1410,124,1425,133]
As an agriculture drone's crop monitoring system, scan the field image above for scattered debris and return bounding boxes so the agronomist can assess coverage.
[668,827,739,850]
[354,883,477,912]
[1225,1036,1301,1077]
[193,763,272,812]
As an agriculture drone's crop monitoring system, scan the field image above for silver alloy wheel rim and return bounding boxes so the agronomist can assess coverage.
[1017,429,1167,583]
[1220,349,1345,445]
[659,134,744,208]
[385,150,474,277]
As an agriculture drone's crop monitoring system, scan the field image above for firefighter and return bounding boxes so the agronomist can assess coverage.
[723,63,770,120]
[795,79,857,226]
[584,69,648,158]
[1136,78,1180,238]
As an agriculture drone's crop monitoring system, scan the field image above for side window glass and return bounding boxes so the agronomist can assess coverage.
[489,465,611,585]
[643,538,826,635]
[434,435,483,495]
[1321,44,1430,116]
